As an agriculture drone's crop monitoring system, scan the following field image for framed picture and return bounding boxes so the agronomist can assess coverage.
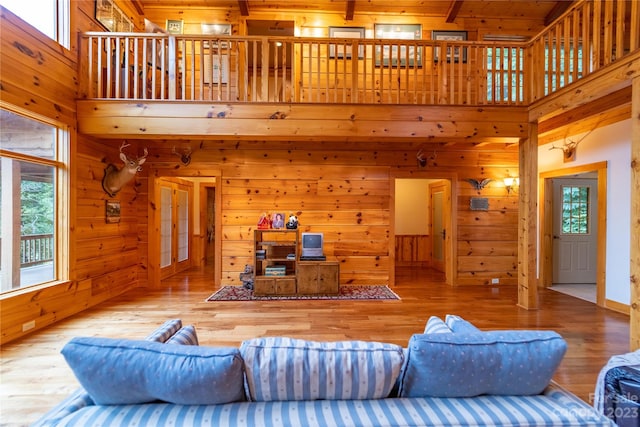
[271,213,285,229]
[202,23,232,48]
[432,30,468,63]
[95,0,133,32]
[166,19,184,35]
[105,200,121,223]
[203,55,229,84]
[374,24,422,67]
[329,26,365,59]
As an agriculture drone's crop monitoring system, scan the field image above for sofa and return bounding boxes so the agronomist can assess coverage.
[33,316,615,427]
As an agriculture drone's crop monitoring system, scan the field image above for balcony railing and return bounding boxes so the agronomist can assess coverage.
[80,0,639,106]
[0,234,54,269]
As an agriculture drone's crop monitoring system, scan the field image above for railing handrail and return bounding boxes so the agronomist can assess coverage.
[79,0,639,106]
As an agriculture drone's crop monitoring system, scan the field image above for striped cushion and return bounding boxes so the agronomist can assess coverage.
[423,316,452,334]
[35,383,615,427]
[165,325,199,345]
[240,337,404,401]
[144,319,183,343]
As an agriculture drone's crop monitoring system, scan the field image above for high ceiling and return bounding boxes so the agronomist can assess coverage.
[137,1,575,28]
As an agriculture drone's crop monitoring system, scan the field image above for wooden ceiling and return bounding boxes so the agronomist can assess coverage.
[137,1,574,28]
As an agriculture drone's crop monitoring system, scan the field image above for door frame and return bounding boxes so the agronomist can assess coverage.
[148,166,222,288]
[539,161,607,306]
[390,172,457,287]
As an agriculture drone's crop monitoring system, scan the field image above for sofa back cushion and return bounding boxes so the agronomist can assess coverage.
[165,325,199,345]
[398,331,567,398]
[240,337,404,401]
[62,337,245,405]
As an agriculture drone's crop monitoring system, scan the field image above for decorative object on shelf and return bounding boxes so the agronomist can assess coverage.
[102,142,148,197]
[166,19,183,34]
[416,149,436,168]
[172,146,192,165]
[328,26,365,59]
[465,178,492,191]
[374,24,422,67]
[105,200,121,223]
[257,213,271,229]
[286,214,298,229]
[272,213,285,229]
[432,30,468,63]
[239,264,254,290]
[503,177,519,195]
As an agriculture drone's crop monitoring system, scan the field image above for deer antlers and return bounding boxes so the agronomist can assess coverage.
[416,149,437,168]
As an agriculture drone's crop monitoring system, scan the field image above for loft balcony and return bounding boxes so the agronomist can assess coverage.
[77,0,640,141]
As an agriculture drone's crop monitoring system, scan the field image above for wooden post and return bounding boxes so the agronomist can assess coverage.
[630,76,640,350]
[518,122,539,309]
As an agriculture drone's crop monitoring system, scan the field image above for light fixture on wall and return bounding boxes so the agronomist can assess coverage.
[503,177,519,195]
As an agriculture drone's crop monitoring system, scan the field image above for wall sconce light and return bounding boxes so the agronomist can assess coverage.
[503,177,519,194]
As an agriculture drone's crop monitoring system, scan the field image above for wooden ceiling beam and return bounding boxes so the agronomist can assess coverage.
[445,0,463,24]
[544,1,574,26]
[131,0,144,15]
[238,0,249,16]
[345,0,355,21]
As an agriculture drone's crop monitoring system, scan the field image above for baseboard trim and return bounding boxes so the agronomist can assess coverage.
[605,298,630,315]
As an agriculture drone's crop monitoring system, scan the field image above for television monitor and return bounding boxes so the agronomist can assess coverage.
[301,232,324,258]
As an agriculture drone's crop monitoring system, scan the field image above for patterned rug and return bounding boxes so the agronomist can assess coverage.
[206,285,400,301]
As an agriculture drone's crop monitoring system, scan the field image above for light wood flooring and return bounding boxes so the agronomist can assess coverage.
[0,265,631,426]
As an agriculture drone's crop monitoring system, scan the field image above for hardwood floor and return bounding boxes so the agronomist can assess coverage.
[0,265,631,426]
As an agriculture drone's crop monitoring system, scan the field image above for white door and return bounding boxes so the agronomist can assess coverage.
[430,182,446,273]
[552,178,597,284]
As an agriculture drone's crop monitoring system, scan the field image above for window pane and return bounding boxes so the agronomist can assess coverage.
[177,189,188,262]
[1,159,55,291]
[160,187,172,268]
[0,110,56,159]
[561,185,590,235]
[0,0,55,40]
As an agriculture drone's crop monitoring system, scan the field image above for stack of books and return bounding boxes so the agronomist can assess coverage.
[265,265,286,276]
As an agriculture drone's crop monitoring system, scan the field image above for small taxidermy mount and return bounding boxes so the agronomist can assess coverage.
[466,178,492,191]
[172,146,192,165]
[549,127,596,163]
[416,149,437,168]
[102,142,148,197]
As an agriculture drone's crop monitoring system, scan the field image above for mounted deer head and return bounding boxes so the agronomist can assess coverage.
[102,142,148,197]
[172,146,192,165]
[416,149,437,168]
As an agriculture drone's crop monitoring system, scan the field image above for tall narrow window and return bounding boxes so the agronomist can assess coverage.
[177,189,189,262]
[561,185,590,234]
[1,109,66,293]
[0,0,70,48]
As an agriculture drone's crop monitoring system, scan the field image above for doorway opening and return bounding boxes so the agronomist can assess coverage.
[393,178,452,284]
[540,163,607,306]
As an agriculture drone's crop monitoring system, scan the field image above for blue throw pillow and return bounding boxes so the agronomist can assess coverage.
[424,316,452,334]
[165,325,199,345]
[399,330,567,397]
[240,337,404,401]
[61,337,245,405]
[445,314,482,333]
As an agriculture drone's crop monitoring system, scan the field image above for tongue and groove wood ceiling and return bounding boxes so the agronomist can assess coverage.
[135,1,574,29]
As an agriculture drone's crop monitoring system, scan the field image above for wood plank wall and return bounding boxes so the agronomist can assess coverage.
[0,3,148,344]
[0,1,522,344]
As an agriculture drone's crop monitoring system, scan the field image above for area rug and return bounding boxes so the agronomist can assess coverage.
[206,285,400,301]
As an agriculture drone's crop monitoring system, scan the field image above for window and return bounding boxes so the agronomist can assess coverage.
[561,185,590,234]
[0,108,68,293]
[0,0,70,48]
